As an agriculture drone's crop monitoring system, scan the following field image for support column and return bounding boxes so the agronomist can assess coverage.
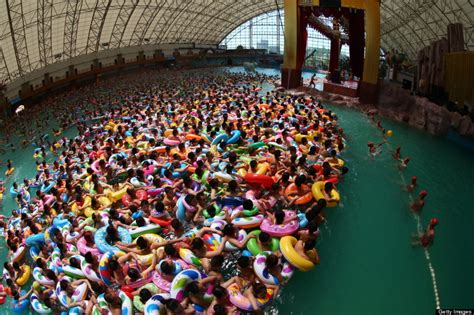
[348,9,365,78]
[249,20,253,49]
[281,0,307,89]
[329,19,340,76]
[0,94,8,119]
[359,0,381,104]
[20,82,31,96]
[68,65,74,77]
[43,73,51,86]
[117,54,124,65]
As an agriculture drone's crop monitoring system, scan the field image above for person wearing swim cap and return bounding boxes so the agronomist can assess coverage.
[412,218,438,247]
[406,176,417,192]
[411,190,427,213]
[367,141,385,159]
[398,157,411,171]
[392,145,401,160]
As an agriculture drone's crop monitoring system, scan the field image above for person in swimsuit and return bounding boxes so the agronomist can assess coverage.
[412,218,438,247]
[406,176,417,192]
[411,190,427,213]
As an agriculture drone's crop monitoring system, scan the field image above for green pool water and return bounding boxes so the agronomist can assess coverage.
[272,103,474,315]
[0,67,473,314]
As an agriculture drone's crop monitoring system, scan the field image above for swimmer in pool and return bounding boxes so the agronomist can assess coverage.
[398,157,410,171]
[392,145,401,160]
[412,218,438,247]
[376,120,383,130]
[367,141,386,159]
[206,285,238,314]
[6,160,13,172]
[294,239,320,265]
[406,176,417,192]
[411,190,427,213]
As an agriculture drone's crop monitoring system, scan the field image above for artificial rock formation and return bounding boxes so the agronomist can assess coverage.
[377,83,472,137]
[283,82,474,138]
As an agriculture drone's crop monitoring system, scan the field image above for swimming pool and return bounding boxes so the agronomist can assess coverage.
[234,66,474,314]
[0,67,473,314]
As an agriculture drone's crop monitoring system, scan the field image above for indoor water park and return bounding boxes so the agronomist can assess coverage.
[0,1,473,315]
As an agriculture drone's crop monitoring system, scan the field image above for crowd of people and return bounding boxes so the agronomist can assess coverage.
[0,69,348,314]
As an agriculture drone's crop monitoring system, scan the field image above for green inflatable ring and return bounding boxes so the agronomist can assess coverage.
[242,206,259,217]
[246,230,280,256]
[203,204,222,219]
[248,141,266,149]
[133,283,159,312]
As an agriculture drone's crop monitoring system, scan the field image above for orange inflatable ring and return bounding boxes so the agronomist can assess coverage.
[149,217,171,227]
[244,173,274,189]
[185,134,202,141]
[284,183,312,205]
[294,192,313,205]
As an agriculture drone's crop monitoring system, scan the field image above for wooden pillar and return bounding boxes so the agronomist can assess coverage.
[447,23,464,53]
[329,19,340,75]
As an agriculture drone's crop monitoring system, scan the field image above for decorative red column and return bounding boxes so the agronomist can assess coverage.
[329,19,340,76]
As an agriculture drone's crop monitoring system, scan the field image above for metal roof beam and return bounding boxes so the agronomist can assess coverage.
[156,0,193,44]
[169,0,214,43]
[6,0,32,78]
[129,0,156,46]
[109,0,138,49]
[0,47,11,83]
[63,0,83,59]
[37,0,53,67]
[85,0,112,54]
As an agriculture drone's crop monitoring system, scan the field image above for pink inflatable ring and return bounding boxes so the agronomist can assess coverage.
[260,210,299,237]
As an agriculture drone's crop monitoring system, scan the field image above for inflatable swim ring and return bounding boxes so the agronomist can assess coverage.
[280,236,316,271]
[246,230,280,256]
[260,210,299,237]
[253,251,294,285]
[16,265,31,286]
[94,226,131,253]
[227,283,272,312]
[311,181,340,208]
[170,269,202,302]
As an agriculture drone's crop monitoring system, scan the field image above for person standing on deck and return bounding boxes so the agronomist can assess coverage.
[309,74,316,88]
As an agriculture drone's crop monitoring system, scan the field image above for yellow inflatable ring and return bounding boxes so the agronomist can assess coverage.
[98,196,112,207]
[5,168,15,176]
[16,265,31,286]
[107,187,128,203]
[311,181,340,208]
[280,236,314,271]
[133,234,165,265]
[256,163,269,175]
[295,134,310,143]
[329,158,345,168]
